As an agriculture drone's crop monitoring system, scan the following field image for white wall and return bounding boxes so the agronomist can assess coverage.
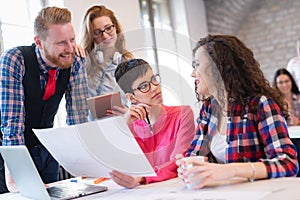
[185,0,208,44]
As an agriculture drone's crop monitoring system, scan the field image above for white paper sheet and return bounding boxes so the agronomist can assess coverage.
[33,116,156,178]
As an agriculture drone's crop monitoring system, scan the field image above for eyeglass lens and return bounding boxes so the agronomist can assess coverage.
[94,24,115,37]
[136,74,161,93]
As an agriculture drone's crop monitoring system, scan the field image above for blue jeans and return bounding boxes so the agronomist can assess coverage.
[29,144,59,184]
[0,154,8,194]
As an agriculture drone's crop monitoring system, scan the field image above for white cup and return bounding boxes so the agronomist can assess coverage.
[180,156,205,190]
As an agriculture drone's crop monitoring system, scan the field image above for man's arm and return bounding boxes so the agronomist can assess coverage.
[65,56,89,125]
[0,48,26,145]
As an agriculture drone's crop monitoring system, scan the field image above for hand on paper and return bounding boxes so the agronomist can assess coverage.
[109,170,145,189]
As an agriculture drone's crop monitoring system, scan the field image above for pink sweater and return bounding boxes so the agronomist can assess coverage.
[129,105,195,184]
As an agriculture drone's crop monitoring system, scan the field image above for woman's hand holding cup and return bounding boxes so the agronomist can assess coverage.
[175,154,205,190]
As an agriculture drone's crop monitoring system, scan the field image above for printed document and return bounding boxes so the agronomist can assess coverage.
[33,116,156,178]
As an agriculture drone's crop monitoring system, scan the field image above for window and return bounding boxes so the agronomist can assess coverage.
[0,0,40,52]
[139,0,196,108]
[0,0,65,127]
[0,0,63,53]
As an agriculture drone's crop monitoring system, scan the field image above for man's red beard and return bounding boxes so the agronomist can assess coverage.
[44,48,75,69]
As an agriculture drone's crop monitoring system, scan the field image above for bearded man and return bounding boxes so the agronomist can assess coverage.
[0,6,89,192]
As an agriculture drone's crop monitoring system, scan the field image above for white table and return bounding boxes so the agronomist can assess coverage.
[288,126,300,139]
[288,126,300,177]
[1,177,300,200]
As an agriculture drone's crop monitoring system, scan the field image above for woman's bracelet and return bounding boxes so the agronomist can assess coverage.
[248,162,256,182]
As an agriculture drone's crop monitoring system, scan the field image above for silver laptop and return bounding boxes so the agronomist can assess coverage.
[0,145,107,200]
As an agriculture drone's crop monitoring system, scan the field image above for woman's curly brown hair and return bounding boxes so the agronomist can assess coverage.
[193,34,288,118]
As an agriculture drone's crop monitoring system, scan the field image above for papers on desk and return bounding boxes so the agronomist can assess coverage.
[287,126,300,139]
[32,116,156,178]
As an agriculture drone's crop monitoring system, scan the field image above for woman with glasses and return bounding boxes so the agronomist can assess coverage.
[273,68,300,125]
[109,58,195,188]
[176,35,298,190]
[80,5,133,118]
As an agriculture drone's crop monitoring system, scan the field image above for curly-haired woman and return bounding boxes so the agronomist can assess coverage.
[176,34,299,190]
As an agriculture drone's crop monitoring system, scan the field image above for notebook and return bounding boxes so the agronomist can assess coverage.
[87,92,123,119]
[0,145,108,200]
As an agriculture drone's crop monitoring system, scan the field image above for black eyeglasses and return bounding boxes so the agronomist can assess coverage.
[133,74,161,93]
[93,24,115,37]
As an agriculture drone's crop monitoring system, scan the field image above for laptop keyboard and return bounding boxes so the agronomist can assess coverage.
[47,186,82,199]
[46,182,108,200]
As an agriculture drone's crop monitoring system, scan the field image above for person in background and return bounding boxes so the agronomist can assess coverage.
[109,59,195,188]
[176,34,298,190]
[0,6,89,191]
[80,5,134,118]
[273,68,300,125]
[287,38,300,87]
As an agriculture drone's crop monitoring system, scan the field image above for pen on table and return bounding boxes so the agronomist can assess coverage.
[93,177,108,184]
[143,107,153,134]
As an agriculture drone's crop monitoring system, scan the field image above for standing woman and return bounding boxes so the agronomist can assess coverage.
[273,68,300,125]
[177,35,298,190]
[80,5,133,115]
